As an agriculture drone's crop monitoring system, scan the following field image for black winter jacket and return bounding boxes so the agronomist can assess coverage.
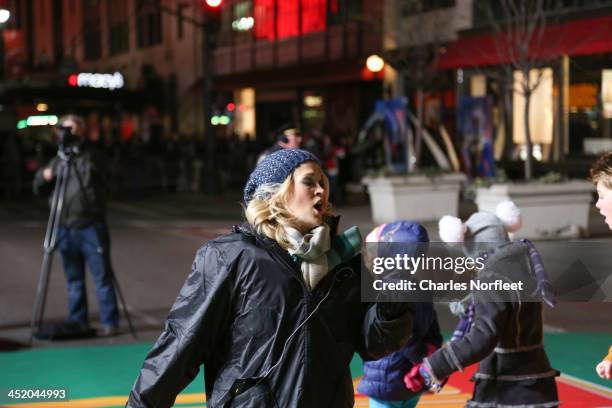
[426,242,559,407]
[33,142,108,228]
[127,224,414,408]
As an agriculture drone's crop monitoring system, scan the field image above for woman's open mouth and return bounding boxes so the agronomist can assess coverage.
[313,201,323,214]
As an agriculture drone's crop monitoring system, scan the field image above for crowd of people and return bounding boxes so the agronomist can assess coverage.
[0,123,354,201]
[1,129,261,199]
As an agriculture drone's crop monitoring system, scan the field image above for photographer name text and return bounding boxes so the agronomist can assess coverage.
[373,279,524,292]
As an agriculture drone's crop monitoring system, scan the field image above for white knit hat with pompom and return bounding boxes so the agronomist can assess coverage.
[495,201,522,233]
[438,215,467,243]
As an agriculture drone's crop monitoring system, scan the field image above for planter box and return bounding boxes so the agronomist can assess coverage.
[363,173,466,224]
[475,181,595,239]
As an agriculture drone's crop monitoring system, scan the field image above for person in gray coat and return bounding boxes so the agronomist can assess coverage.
[418,201,559,407]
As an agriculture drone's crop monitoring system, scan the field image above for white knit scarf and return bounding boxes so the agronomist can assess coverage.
[284,224,331,291]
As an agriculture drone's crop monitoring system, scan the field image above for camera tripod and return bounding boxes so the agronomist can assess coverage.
[30,145,136,342]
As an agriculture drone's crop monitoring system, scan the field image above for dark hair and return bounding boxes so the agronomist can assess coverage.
[59,114,86,136]
[276,124,298,143]
[590,152,612,189]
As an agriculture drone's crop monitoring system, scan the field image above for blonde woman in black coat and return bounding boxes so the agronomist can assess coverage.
[127,149,414,407]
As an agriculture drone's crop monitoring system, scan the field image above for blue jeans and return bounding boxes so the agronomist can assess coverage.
[369,395,420,408]
[57,223,119,328]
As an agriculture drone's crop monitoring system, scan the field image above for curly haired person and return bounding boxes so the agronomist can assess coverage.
[591,151,612,380]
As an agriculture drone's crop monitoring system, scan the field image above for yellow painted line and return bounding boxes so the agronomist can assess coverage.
[2,395,128,408]
[6,378,473,408]
[2,390,473,408]
[2,393,207,408]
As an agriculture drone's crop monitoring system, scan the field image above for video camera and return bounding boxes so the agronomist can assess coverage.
[56,125,81,158]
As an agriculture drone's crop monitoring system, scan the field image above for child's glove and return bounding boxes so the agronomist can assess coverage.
[403,363,425,392]
[403,344,439,392]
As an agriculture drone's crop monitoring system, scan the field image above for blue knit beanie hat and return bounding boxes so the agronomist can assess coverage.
[368,220,430,260]
[379,220,430,243]
[244,148,319,204]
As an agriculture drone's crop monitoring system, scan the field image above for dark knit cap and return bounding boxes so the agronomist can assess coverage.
[244,148,319,204]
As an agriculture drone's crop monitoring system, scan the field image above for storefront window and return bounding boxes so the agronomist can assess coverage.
[602,69,612,119]
[302,90,325,135]
[568,55,609,154]
[512,68,554,148]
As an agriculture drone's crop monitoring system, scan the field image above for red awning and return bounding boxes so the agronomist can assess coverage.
[436,15,612,70]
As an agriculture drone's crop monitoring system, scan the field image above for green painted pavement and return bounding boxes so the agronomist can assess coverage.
[0,333,610,405]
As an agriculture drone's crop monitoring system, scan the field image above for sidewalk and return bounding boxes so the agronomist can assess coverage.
[3,190,609,239]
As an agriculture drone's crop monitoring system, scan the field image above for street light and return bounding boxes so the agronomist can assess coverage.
[0,9,9,24]
[366,54,385,73]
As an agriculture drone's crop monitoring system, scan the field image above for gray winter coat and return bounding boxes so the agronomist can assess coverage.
[426,242,559,407]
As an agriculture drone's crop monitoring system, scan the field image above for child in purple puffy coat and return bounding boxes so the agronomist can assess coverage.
[357,220,443,408]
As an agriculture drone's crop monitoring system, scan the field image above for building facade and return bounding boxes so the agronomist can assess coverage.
[383,0,612,177]
[211,0,385,146]
[3,0,207,140]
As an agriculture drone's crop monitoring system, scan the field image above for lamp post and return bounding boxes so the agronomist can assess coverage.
[202,0,222,194]
[152,2,222,193]
[0,7,10,81]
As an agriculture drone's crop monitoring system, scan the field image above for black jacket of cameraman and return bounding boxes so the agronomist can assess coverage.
[34,141,109,228]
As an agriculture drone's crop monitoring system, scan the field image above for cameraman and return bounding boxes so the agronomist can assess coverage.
[34,114,119,337]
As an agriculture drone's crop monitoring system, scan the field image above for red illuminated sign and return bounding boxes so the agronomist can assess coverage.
[68,74,78,87]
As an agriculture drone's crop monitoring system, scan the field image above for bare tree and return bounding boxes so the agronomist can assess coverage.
[480,0,564,180]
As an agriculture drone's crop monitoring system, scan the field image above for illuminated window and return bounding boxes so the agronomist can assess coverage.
[254,0,275,40]
[302,0,326,34]
[232,1,254,44]
[513,68,553,146]
[603,70,612,119]
[277,0,299,38]
[253,0,328,41]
